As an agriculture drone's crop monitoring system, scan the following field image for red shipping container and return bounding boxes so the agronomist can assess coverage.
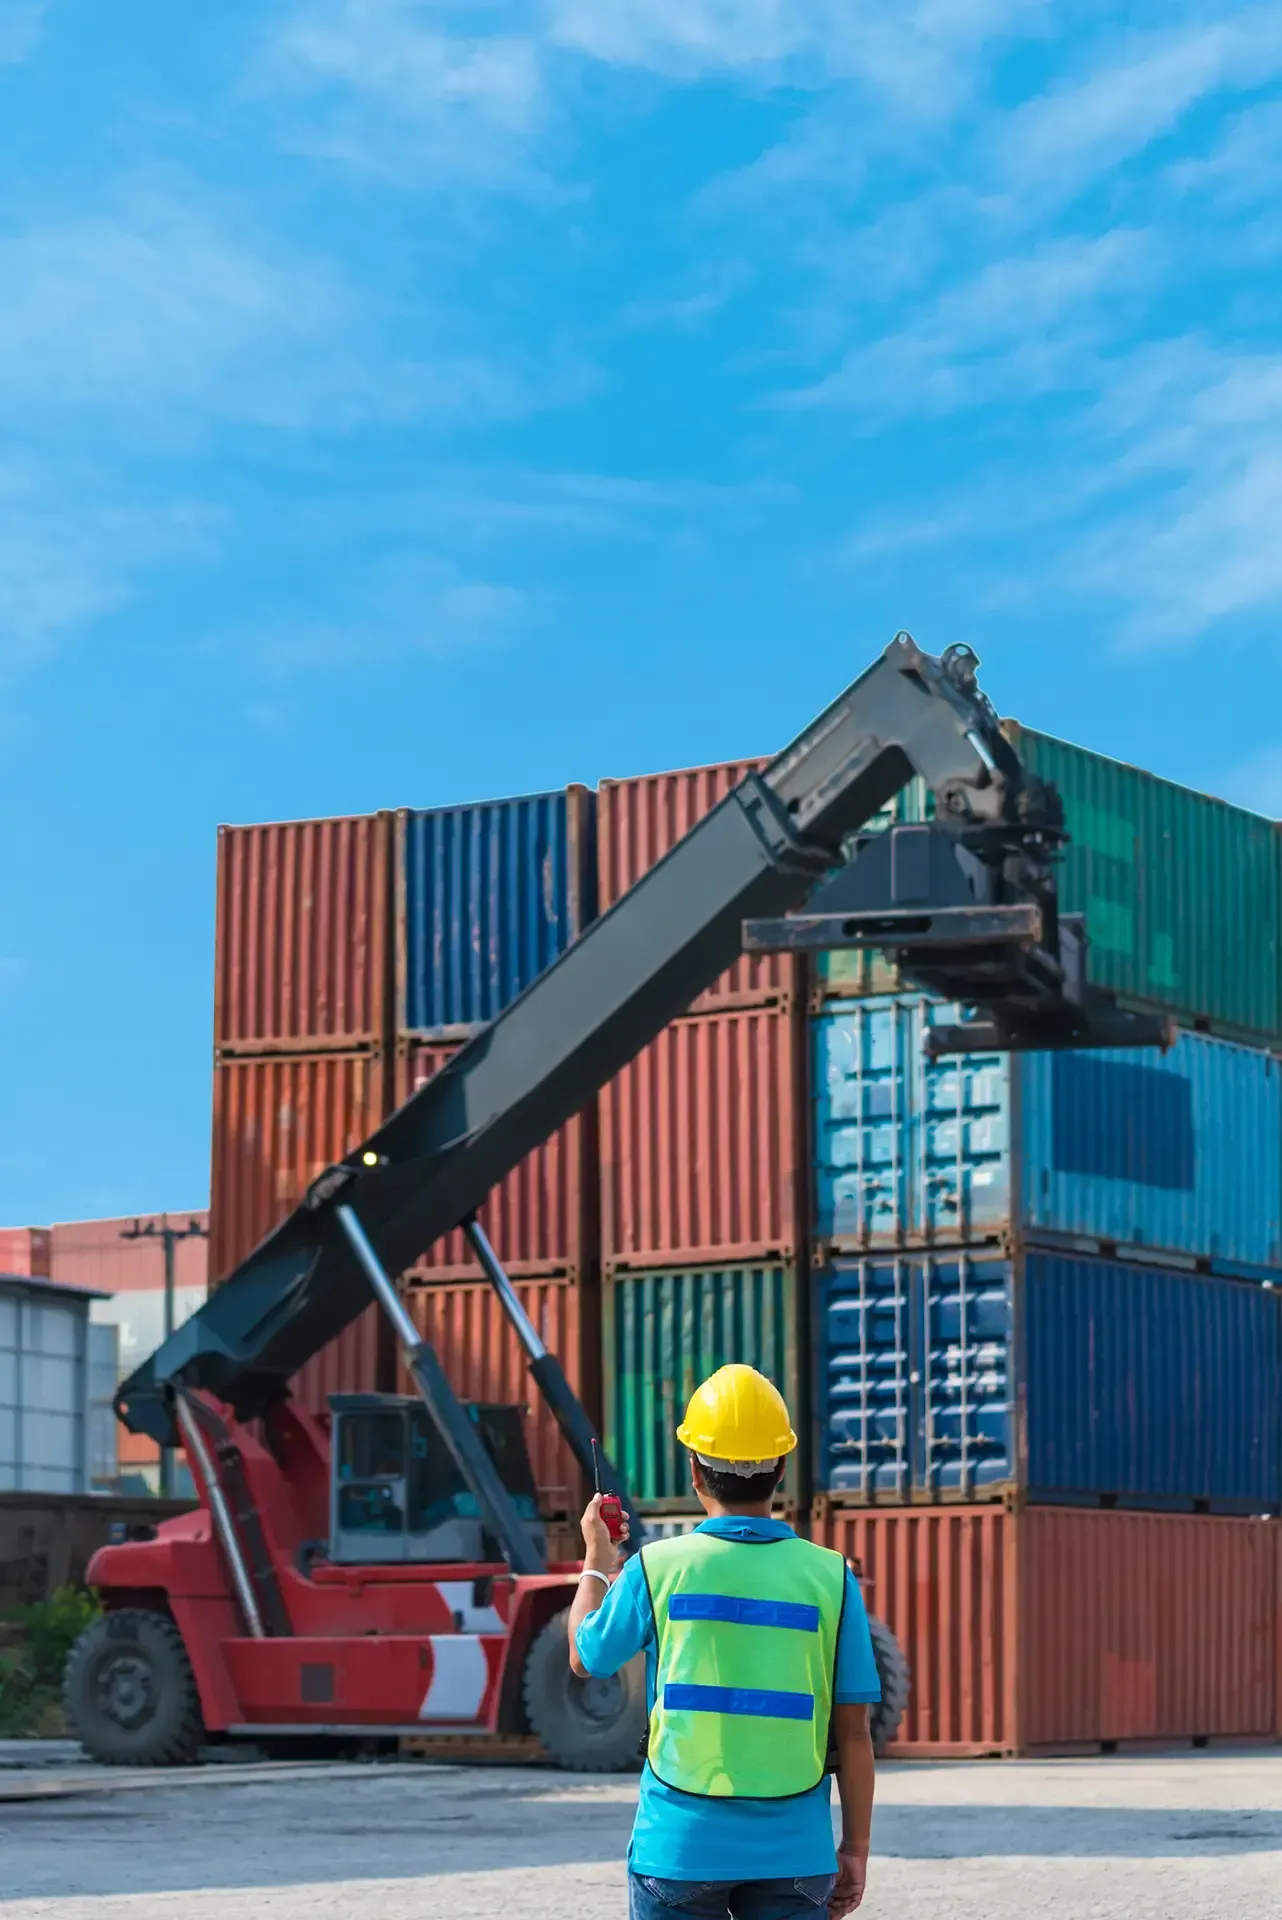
[598,761,799,1013]
[601,1006,803,1269]
[0,1227,51,1277]
[400,1278,595,1514]
[209,1050,390,1282]
[215,813,392,1054]
[397,1041,594,1280]
[815,1503,1280,1756]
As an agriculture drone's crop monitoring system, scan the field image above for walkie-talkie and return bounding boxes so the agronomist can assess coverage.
[592,1439,625,1542]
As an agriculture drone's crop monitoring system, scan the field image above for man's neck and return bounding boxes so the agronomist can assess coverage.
[702,1503,775,1522]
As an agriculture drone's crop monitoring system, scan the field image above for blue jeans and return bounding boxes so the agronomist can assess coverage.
[628,1872,837,1919]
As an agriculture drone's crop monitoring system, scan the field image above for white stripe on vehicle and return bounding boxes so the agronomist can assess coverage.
[419,1636,489,1721]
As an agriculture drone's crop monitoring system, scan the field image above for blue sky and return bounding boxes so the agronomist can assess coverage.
[2,0,1282,1223]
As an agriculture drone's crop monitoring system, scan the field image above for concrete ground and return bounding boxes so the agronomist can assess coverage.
[2,1747,1281,1919]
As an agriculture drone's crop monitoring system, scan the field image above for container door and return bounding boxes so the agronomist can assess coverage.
[913,1253,1015,1499]
[815,1256,913,1499]
[812,1000,914,1244]
[915,1005,1011,1241]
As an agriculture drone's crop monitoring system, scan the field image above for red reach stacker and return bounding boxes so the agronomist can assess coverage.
[65,636,1168,1767]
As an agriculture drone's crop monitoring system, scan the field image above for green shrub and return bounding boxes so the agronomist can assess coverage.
[0,1587,100,1737]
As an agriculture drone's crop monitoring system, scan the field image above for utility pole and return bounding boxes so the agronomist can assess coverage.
[121,1216,210,1499]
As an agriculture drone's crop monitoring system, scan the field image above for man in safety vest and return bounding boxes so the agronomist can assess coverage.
[568,1364,879,1920]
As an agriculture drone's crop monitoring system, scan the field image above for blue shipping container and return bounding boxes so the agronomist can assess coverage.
[812,995,1282,1273]
[816,1247,1282,1509]
[398,788,596,1033]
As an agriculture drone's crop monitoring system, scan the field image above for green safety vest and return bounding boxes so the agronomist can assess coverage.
[641,1530,847,1800]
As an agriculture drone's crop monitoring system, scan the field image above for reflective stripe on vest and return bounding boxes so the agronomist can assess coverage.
[641,1531,847,1800]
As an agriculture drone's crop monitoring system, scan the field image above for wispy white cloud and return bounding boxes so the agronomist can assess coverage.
[785,229,1150,416]
[0,182,578,437]
[1082,435,1282,649]
[1166,96,1282,208]
[0,0,46,65]
[406,466,789,542]
[0,464,217,679]
[996,7,1282,213]
[261,0,547,187]
[548,0,1047,103]
[225,552,535,684]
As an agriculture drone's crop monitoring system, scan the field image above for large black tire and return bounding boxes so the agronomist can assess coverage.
[63,1610,204,1766]
[523,1610,646,1772]
[867,1614,910,1756]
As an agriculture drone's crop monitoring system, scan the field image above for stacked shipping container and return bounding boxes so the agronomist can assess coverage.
[211,790,599,1513]
[209,715,1282,1753]
[212,812,397,1416]
[597,763,807,1520]
[810,733,1282,1753]
[393,789,598,1516]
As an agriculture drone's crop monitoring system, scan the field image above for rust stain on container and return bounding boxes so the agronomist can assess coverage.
[598,761,799,1012]
[814,1503,1280,1755]
[397,1042,595,1279]
[209,1050,390,1282]
[215,813,392,1053]
[400,1278,595,1512]
[601,1006,803,1268]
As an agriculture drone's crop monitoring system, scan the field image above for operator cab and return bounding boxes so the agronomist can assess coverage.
[328,1393,547,1566]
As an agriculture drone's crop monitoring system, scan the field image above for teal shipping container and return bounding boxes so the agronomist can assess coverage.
[813,995,1282,1275]
[603,1264,800,1507]
[1003,723,1281,1044]
[818,730,1282,1047]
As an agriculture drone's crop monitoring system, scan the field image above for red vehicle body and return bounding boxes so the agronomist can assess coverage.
[82,1397,599,1749]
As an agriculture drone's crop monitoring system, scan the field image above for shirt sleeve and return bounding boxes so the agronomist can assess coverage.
[574,1553,655,1677]
[834,1566,882,1704]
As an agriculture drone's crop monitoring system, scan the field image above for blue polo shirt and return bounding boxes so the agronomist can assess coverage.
[574,1517,881,1880]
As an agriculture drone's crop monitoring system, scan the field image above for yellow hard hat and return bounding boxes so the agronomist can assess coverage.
[676,1364,797,1462]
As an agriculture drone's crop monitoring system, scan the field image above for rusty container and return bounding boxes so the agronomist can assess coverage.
[601,1005,804,1269]
[215,813,393,1054]
[209,1049,395,1411]
[209,1049,391,1282]
[814,1503,1279,1755]
[0,1228,52,1278]
[400,1277,594,1514]
[597,760,799,1012]
[397,1041,594,1280]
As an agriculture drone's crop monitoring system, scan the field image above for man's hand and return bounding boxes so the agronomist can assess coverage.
[580,1492,629,1570]
[568,1495,630,1678]
[828,1844,867,1917]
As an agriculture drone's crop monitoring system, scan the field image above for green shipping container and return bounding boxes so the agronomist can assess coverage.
[603,1264,801,1508]
[1005,723,1282,1044]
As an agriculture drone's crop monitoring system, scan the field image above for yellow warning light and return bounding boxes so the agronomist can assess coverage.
[361,1151,379,1167]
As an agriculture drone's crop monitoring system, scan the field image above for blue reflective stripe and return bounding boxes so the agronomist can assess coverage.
[663,1683,815,1721]
[668,1594,820,1632]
